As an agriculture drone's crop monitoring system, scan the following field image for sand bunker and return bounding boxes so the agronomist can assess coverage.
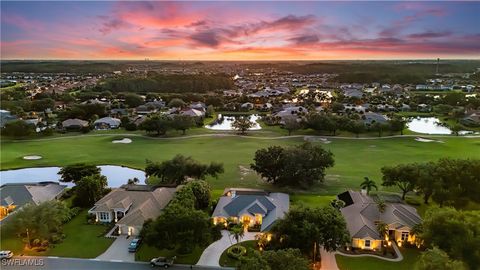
[304,136,331,144]
[23,155,42,160]
[415,137,444,143]
[112,138,132,144]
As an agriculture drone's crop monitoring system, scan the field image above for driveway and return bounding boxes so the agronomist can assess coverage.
[320,248,339,270]
[96,235,135,262]
[197,230,257,267]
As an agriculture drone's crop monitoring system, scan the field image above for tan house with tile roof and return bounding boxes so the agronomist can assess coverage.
[338,190,422,251]
[88,185,176,236]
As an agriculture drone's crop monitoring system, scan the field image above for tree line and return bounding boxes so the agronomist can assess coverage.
[381,158,480,207]
[101,74,234,93]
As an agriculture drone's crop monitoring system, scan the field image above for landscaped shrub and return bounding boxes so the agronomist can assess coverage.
[405,196,422,206]
[50,235,60,244]
[41,240,49,247]
[32,238,41,247]
[227,245,247,260]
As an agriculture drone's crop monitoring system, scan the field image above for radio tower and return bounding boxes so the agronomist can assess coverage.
[436,58,440,74]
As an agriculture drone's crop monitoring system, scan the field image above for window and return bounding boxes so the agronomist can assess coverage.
[99,212,110,221]
[401,232,409,241]
[365,240,371,247]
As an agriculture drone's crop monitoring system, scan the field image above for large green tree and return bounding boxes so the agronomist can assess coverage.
[232,117,255,135]
[139,115,172,135]
[145,155,224,185]
[73,174,108,207]
[262,249,310,270]
[251,143,334,188]
[415,246,466,270]
[6,201,72,242]
[381,164,419,200]
[2,120,35,137]
[269,206,349,259]
[58,163,101,183]
[171,114,195,135]
[420,207,480,270]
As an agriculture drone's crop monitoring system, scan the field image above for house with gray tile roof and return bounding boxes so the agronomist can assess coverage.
[337,190,422,251]
[88,184,176,236]
[212,188,289,231]
[0,182,67,221]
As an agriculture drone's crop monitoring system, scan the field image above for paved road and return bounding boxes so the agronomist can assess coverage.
[1,256,232,270]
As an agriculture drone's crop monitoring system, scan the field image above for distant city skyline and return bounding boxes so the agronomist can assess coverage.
[1,1,479,60]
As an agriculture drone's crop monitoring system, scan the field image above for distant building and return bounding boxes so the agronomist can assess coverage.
[94,117,121,129]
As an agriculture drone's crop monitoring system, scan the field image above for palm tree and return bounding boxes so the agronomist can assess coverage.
[377,199,387,213]
[376,221,388,240]
[360,177,378,195]
[127,177,140,185]
[228,222,245,244]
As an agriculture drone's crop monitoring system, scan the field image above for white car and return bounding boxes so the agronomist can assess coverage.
[0,250,13,260]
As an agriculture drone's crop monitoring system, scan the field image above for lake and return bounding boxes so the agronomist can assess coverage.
[406,117,475,135]
[407,117,453,134]
[0,165,146,187]
[205,114,262,130]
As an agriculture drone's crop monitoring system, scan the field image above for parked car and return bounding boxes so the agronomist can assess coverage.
[128,238,142,252]
[150,256,176,268]
[0,251,13,260]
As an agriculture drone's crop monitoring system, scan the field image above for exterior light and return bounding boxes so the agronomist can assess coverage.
[398,241,402,247]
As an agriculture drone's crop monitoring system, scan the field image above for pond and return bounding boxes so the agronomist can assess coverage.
[407,117,474,135]
[205,114,262,130]
[0,165,145,187]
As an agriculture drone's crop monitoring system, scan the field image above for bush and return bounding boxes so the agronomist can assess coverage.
[227,245,247,260]
[125,122,137,131]
[41,240,49,247]
[50,234,62,244]
[32,238,41,247]
[405,196,422,206]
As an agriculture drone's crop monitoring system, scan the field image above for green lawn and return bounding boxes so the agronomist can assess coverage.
[1,135,479,197]
[44,210,114,258]
[219,240,257,267]
[0,210,114,258]
[135,244,204,265]
[335,248,421,270]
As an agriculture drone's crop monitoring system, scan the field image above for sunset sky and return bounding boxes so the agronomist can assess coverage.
[1,1,479,60]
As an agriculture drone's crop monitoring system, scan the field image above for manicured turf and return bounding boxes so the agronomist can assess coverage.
[44,210,114,258]
[219,240,257,267]
[335,248,421,270]
[1,135,479,196]
[0,210,114,258]
[135,244,204,264]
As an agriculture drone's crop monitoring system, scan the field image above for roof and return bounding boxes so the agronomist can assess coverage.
[338,190,422,240]
[94,117,121,126]
[0,182,67,208]
[90,185,176,227]
[213,189,289,231]
[62,118,89,127]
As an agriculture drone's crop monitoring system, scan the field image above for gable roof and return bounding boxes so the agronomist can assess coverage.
[338,190,422,240]
[213,189,289,231]
[0,182,67,208]
[90,185,176,227]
